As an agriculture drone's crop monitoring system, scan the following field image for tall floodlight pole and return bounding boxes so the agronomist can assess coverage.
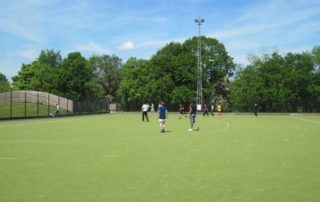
[195,16,205,110]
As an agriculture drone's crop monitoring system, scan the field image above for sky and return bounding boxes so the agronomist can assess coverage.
[0,0,319,82]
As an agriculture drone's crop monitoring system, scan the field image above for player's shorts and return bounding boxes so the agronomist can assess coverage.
[158,119,166,123]
[190,114,196,124]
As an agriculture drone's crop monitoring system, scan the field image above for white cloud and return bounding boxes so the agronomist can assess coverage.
[134,37,188,49]
[227,54,250,66]
[118,41,135,51]
[75,42,109,54]
[136,39,170,48]
[19,50,38,60]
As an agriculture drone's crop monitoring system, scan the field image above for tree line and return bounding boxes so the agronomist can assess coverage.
[0,36,319,112]
[230,47,320,112]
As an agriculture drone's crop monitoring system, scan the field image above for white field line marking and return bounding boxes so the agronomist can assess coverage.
[0,121,56,128]
[0,139,60,143]
[102,154,119,158]
[246,144,255,147]
[0,115,108,128]
[0,157,16,160]
[287,116,320,124]
[0,139,103,143]
[196,121,230,135]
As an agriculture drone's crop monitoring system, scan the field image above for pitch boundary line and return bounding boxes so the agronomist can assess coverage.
[287,116,320,124]
[0,157,16,160]
[0,115,108,128]
[0,121,56,128]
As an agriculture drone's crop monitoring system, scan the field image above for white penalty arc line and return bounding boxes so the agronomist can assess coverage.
[196,121,230,135]
[287,116,320,124]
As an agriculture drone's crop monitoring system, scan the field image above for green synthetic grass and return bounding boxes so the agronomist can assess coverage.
[0,114,320,202]
[0,102,69,118]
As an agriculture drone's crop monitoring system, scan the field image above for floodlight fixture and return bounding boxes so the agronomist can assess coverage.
[194,16,205,109]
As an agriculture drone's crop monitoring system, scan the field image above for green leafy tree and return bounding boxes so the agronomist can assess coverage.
[0,73,10,92]
[88,55,122,99]
[37,50,62,93]
[118,57,155,110]
[230,65,263,112]
[57,52,93,100]
[119,37,236,110]
[283,52,314,111]
[12,50,62,93]
[183,36,235,103]
[150,42,195,106]
[150,37,235,106]
[12,63,36,90]
[309,70,320,110]
[311,46,320,69]
[230,51,318,112]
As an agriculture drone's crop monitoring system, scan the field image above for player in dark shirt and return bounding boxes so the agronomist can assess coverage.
[188,102,199,131]
[179,104,187,119]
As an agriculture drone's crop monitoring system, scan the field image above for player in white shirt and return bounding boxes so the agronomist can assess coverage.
[141,102,149,122]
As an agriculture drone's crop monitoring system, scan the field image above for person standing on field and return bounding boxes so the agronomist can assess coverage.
[141,102,149,122]
[217,103,222,116]
[158,101,168,133]
[254,103,258,117]
[211,103,215,116]
[203,103,209,116]
[188,101,199,131]
[179,104,186,119]
[150,103,155,115]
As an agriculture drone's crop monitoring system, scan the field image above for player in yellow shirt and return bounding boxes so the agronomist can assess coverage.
[217,103,222,116]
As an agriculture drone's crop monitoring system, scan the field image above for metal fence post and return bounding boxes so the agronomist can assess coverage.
[37,94,39,117]
[24,91,27,117]
[82,101,84,113]
[48,93,50,116]
[10,89,12,118]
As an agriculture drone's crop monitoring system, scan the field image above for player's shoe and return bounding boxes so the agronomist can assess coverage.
[188,128,193,132]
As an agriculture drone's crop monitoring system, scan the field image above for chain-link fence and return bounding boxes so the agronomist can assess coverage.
[0,91,109,119]
[73,100,109,114]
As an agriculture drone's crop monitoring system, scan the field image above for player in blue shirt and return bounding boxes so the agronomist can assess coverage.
[158,101,168,133]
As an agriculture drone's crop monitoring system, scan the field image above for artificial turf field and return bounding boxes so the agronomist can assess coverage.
[0,113,320,202]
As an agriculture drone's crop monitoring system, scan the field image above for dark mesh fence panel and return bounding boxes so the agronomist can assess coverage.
[0,92,10,118]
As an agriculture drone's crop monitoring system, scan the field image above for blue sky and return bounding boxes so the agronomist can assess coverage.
[0,0,319,82]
